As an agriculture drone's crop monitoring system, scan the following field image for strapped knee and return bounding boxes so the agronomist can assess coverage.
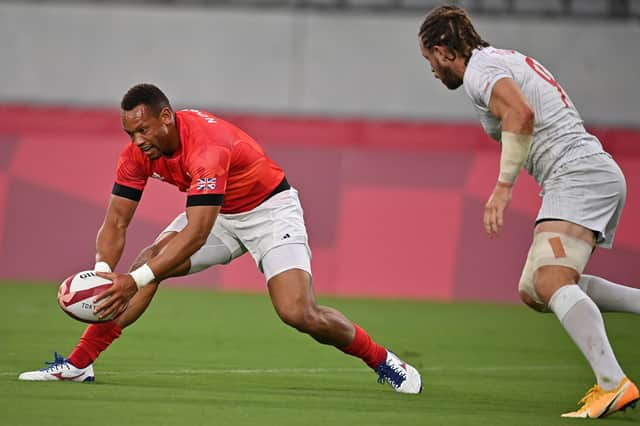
[518,232,593,308]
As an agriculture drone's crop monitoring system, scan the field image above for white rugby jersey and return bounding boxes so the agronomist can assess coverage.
[463,46,604,184]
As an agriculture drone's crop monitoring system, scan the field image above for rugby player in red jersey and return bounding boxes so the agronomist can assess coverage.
[19,83,422,394]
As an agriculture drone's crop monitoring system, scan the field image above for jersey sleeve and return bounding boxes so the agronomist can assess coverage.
[113,145,148,202]
[185,141,231,208]
[464,54,513,109]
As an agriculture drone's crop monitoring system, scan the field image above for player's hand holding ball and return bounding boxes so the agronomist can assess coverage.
[58,269,115,323]
[92,271,138,320]
[58,262,133,323]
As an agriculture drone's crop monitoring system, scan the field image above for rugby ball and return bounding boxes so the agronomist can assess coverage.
[58,270,114,323]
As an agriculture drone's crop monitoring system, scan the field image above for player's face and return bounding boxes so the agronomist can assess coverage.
[122,104,173,160]
[419,39,463,90]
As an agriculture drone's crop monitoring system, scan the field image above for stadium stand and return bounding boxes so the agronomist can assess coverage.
[0,0,638,17]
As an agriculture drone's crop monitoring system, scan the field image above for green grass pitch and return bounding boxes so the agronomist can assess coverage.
[1,282,638,426]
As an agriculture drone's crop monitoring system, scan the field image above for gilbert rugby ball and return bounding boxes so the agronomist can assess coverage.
[58,270,114,323]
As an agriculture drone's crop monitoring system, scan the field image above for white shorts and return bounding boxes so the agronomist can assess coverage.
[537,153,626,248]
[161,188,312,281]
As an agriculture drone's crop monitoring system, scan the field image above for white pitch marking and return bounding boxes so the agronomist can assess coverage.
[0,365,578,376]
[3,364,580,377]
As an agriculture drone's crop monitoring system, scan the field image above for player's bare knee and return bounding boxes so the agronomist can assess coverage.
[275,303,318,333]
[129,232,178,272]
[519,290,547,312]
[532,267,555,304]
[128,244,160,272]
[274,303,304,330]
[533,266,580,304]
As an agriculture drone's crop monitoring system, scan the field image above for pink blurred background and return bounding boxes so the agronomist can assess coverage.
[0,105,638,302]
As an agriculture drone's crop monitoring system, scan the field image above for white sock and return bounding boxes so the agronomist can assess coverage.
[549,284,625,390]
[579,274,640,314]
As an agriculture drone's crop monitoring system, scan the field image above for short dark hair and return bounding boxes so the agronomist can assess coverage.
[120,83,172,115]
[418,5,489,64]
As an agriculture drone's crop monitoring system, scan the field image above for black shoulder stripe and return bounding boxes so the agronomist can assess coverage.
[186,194,224,207]
[112,183,143,202]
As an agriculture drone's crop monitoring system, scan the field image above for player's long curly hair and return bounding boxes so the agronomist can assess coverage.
[418,5,489,64]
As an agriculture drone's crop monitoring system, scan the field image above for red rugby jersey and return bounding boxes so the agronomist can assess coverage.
[113,109,285,214]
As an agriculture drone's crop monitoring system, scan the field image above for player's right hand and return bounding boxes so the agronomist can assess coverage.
[93,271,137,320]
[484,182,513,237]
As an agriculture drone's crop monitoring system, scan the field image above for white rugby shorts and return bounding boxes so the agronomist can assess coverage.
[537,153,626,248]
[161,188,312,281]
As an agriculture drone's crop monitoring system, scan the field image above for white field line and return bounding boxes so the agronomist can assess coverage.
[1,365,580,377]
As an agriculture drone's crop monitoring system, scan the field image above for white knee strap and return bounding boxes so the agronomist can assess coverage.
[518,232,593,305]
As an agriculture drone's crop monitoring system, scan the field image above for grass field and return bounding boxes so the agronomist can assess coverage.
[1,282,639,426]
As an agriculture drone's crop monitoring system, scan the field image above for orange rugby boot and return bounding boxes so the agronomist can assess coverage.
[561,377,639,418]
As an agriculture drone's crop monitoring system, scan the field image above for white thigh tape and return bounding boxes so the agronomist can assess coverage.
[518,232,593,306]
[530,232,592,273]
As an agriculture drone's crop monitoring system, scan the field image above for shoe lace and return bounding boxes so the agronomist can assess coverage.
[40,352,68,373]
[578,385,603,406]
[376,360,407,389]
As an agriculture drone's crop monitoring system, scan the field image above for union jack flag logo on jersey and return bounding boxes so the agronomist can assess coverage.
[196,177,217,191]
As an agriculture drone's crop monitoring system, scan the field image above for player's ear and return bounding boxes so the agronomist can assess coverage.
[432,45,444,60]
[442,46,457,62]
[436,45,456,62]
[159,107,173,124]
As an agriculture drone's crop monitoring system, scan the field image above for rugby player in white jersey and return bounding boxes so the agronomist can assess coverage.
[418,5,638,419]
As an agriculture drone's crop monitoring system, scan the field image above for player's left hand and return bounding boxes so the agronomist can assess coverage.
[484,181,513,237]
[93,271,137,319]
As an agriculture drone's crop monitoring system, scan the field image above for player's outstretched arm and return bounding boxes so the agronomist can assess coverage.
[146,204,220,282]
[95,194,139,270]
[94,204,220,319]
[483,77,534,236]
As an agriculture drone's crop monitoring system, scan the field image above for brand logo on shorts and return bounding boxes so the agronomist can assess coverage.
[151,172,165,181]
